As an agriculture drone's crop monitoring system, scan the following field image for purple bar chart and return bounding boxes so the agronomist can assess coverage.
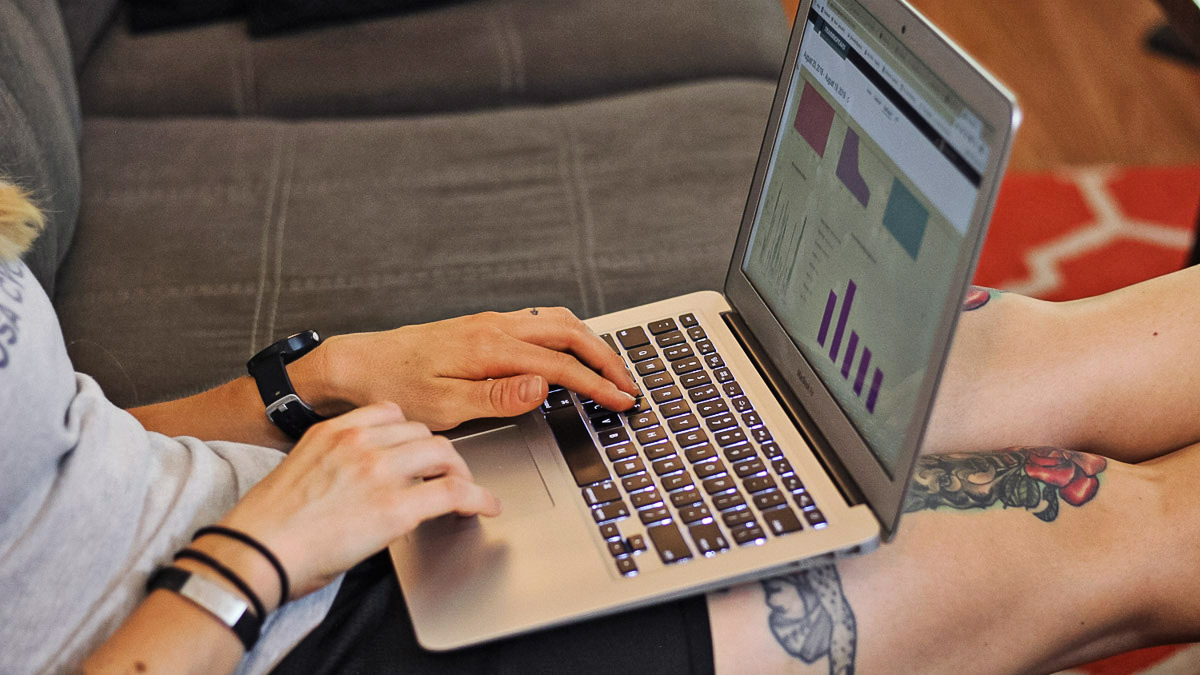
[817,279,884,413]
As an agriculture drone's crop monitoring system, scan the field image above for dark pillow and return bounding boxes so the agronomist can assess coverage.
[247,0,454,36]
[128,0,246,33]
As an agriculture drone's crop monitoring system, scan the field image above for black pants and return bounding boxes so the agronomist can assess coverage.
[273,551,715,674]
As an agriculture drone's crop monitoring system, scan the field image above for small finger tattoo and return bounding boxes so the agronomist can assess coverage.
[530,308,540,316]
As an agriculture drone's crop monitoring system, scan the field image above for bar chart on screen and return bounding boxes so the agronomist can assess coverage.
[817,279,884,413]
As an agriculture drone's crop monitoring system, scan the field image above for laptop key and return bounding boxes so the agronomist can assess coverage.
[672,357,703,376]
[643,372,673,390]
[723,509,757,528]
[627,345,657,363]
[706,414,738,432]
[630,489,663,510]
[658,400,690,418]
[689,522,730,555]
[616,556,638,576]
[656,330,687,348]
[675,429,708,448]
[582,481,621,506]
[722,382,744,398]
[679,371,712,389]
[629,412,659,431]
[663,344,695,361]
[679,505,712,524]
[668,414,699,433]
[617,326,650,350]
[545,407,611,486]
[648,318,678,335]
[772,458,795,475]
[606,442,636,461]
[724,443,756,463]
[639,506,672,525]
[715,428,748,447]
[626,397,652,415]
[636,427,668,446]
[703,475,737,495]
[647,522,692,564]
[614,458,646,477]
[686,326,707,341]
[763,507,804,536]
[688,385,720,403]
[694,459,727,479]
[760,441,783,459]
[733,525,767,546]
[753,490,786,511]
[782,474,805,492]
[696,399,729,417]
[704,353,725,369]
[622,474,653,493]
[541,388,575,412]
[653,456,685,476]
[804,508,828,528]
[713,491,746,511]
[599,523,621,540]
[741,411,763,428]
[744,475,776,494]
[661,471,695,493]
[795,491,816,510]
[596,427,631,447]
[608,540,629,557]
[670,487,703,508]
[600,333,620,354]
[679,313,699,328]
[752,427,773,443]
[589,413,623,431]
[651,385,682,405]
[734,459,767,478]
[731,397,754,413]
[628,534,647,552]
[636,358,666,377]
[695,340,717,355]
[593,501,630,523]
[643,441,677,461]
[684,443,717,463]
[581,401,616,418]
[713,368,734,383]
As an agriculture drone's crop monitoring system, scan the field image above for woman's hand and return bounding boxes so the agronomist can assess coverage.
[299,307,638,430]
[217,402,501,599]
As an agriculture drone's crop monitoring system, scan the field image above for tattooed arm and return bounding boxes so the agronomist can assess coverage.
[924,266,1200,462]
[707,443,1200,674]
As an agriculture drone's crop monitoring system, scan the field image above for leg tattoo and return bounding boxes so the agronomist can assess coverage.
[906,447,1107,521]
[761,564,857,675]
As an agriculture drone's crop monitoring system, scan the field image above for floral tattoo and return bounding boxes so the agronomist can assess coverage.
[762,564,857,675]
[905,447,1107,522]
[962,285,1003,311]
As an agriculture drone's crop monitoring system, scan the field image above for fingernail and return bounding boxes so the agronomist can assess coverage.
[619,391,636,403]
[520,376,544,403]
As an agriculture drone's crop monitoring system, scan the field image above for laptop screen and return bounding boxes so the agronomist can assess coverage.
[741,0,996,476]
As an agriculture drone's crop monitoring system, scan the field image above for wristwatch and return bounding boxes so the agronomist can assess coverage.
[247,330,327,439]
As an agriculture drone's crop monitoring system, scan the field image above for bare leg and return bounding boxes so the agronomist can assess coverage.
[707,442,1200,673]
[926,266,1200,462]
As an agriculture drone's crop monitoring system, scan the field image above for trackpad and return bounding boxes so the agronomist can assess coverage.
[453,424,555,520]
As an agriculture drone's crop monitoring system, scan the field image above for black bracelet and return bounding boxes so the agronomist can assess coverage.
[147,565,262,651]
[174,548,268,621]
[193,525,290,608]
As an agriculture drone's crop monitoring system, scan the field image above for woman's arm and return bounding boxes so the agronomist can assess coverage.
[128,307,638,448]
[85,402,499,674]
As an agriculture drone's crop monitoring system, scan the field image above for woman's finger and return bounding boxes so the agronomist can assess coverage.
[397,474,503,524]
[379,434,475,484]
[481,337,636,412]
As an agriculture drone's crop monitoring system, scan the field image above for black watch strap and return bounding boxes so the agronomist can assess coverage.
[247,330,327,440]
[147,566,261,651]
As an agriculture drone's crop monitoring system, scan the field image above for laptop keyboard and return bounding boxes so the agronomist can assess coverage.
[539,312,827,578]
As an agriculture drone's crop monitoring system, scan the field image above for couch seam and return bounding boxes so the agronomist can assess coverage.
[564,119,606,315]
[501,5,526,94]
[249,130,284,354]
[488,12,513,94]
[264,133,297,344]
[553,117,593,317]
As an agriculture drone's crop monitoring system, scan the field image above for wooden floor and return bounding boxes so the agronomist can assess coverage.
[780,0,1200,171]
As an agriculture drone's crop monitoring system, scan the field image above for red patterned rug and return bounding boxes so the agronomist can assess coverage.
[975,165,1200,674]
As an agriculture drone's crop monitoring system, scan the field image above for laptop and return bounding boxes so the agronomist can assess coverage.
[391,0,1020,650]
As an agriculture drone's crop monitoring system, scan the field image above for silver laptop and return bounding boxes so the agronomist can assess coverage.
[391,0,1020,650]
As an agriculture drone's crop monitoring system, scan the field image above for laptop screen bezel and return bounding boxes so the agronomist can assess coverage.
[724,0,1020,540]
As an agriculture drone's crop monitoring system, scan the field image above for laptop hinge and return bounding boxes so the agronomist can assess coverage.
[721,310,865,508]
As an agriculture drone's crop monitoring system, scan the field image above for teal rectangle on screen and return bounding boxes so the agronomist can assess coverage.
[882,178,929,260]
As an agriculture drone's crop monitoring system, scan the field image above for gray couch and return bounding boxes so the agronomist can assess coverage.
[4,0,786,408]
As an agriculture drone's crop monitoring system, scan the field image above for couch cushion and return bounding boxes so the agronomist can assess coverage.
[79,0,785,117]
[56,79,774,405]
[1,0,82,296]
[58,0,120,69]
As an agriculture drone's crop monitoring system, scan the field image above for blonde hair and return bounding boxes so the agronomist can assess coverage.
[0,180,45,262]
